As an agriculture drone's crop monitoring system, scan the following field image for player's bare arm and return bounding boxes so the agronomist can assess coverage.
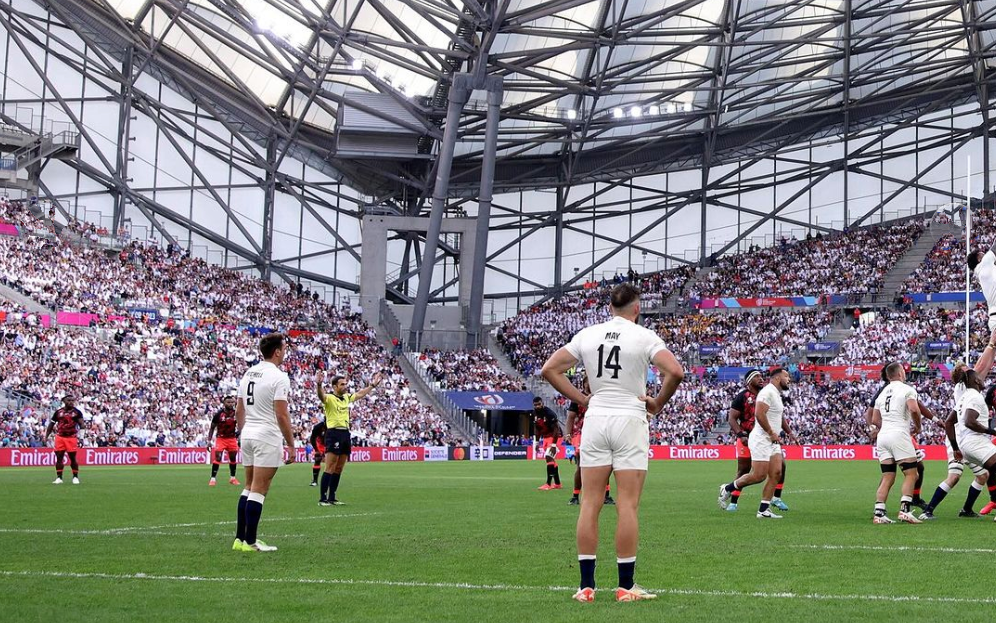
[641,349,684,415]
[235,398,246,432]
[728,406,744,438]
[974,327,996,376]
[352,372,383,401]
[754,401,779,444]
[944,410,961,460]
[316,370,327,403]
[963,406,996,437]
[541,348,587,407]
[275,400,295,464]
[917,400,935,421]
[907,398,922,436]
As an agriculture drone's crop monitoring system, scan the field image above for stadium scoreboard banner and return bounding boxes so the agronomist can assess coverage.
[445,391,535,411]
[0,445,950,466]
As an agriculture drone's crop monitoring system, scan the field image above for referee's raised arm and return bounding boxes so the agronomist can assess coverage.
[316,370,327,403]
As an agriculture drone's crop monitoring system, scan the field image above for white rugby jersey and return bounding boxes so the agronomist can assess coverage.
[874,381,918,434]
[956,387,990,443]
[238,361,291,446]
[749,384,784,439]
[565,315,668,417]
[975,250,996,316]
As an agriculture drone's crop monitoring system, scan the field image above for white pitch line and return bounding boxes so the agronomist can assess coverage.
[105,512,381,533]
[0,528,313,539]
[3,570,996,605]
[793,544,996,555]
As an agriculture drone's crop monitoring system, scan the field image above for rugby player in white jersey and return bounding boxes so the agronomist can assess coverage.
[870,362,923,525]
[968,242,996,331]
[952,368,996,523]
[232,333,296,552]
[919,328,996,519]
[542,283,684,603]
[718,368,799,518]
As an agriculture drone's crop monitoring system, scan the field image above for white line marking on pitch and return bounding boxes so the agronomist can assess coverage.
[793,544,996,555]
[2,570,996,605]
[0,529,313,538]
[105,512,381,533]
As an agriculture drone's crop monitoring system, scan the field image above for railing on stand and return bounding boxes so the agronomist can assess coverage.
[404,351,484,442]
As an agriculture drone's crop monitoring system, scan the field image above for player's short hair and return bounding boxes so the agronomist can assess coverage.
[964,369,983,390]
[968,250,982,272]
[259,332,285,359]
[610,283,640,310]
[330,375,345,387]
[62,395,74,402]
[533,396,543,404]
[885,361,904,380]
[768,366,786,377]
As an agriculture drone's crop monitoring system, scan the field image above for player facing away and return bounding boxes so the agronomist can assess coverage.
[566,377,614,506]
[542,283,684,603]
[719,368,798,518]
[232,333,296,553]
[968,241,996,331]
[869,362,924,525]
[309,419,327,487]
[919,336,996,519]
[316,369,382,506]
[44,396,85,484]
[950,370,996,523]
[532,397,563,490]
[207,395,241,486]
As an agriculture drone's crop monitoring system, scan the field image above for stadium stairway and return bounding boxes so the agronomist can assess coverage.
[0,283,57,319]
[660,264,715,314]
[870,218,960,302]
[485,330,567,422]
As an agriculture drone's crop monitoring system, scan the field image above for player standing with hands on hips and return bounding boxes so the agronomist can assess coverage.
[543,283,684,603]
[232,333,296,553]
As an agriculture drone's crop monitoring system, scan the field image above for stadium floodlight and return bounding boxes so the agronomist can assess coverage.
[351,59,364,71]
[252,4,309,46]
[683,102,693,112]
[630,106,642,118]
[648,105,660,115]
[612,107,624,119]
[566,109,578,120]
[665,102,677,114]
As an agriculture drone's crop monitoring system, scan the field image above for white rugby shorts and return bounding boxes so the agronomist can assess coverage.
[579,414,649,471]
[240,438,282,468]
[959,435,996,470]
[876,429,917,463]
[747,432,781,461]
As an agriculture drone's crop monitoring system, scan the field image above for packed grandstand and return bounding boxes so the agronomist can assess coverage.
[0,196,989,450]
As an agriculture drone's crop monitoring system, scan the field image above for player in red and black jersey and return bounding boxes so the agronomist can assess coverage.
[565,377,614,506]
[531,397,563,490]
[727,369,791,511]
[44,396,85,484]
[309,420,327,487]
[207,396,240,486]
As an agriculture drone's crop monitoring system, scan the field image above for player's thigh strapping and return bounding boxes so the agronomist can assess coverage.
[946,441,986,476]
[241,438,281,468]
[579,414,649,471]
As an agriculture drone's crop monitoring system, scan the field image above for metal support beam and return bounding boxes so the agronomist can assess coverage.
[409,74,470,349]
[262,137,277,281]
[466,76,503,349]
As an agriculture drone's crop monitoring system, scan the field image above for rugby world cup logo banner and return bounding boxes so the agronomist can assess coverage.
[445,392,536,411]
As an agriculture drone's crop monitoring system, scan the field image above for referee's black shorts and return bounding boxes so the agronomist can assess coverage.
[324,428,351,456]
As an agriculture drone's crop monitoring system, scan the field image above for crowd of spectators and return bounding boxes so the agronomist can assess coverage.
[695,220,926,297]
[414,348,524,392]
[0,201,461,449]
[903,207,996,293]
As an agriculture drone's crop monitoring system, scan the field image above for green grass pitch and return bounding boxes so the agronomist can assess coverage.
[1,460,992,622]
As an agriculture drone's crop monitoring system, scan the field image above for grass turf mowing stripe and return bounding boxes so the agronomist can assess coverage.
[791,543,996,554]
[3,570,996,605]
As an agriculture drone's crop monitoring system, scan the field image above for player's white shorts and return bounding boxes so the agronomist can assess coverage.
[958,434,996,470]
[946,439,986,476]
[240,438,282,468]
[876,429,917,463]
[747,432,781,461]
[989,314,996,333]
[580,414,649,471]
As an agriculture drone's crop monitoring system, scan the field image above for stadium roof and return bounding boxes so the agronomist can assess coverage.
[35,0,996,199]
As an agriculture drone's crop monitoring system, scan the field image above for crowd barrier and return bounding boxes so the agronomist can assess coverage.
[0,445,949,467]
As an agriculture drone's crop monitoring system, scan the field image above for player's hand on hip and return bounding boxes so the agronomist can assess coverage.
[639,395,659,414]
[768,431,780,444]
[954,450,964,462]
